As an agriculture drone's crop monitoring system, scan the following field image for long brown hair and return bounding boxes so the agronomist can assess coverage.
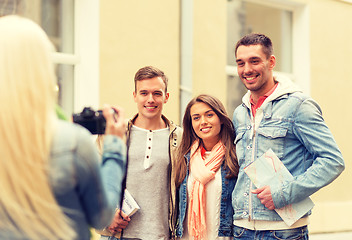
[174,94,239,187]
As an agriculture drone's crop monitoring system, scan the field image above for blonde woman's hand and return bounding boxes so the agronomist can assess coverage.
[103,105,126,139]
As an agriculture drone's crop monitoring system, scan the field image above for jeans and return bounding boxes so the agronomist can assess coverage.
[233,225,309,240]
[100,236,141,240]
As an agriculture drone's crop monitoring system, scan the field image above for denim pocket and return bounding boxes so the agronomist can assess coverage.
[233,225,246,238]
[234,130,246,164]
[273,226,308,240]
[256,126,288,159]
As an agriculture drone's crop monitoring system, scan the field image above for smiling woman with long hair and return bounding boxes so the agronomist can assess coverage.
[0,15,127,239]
[174,94,239,240]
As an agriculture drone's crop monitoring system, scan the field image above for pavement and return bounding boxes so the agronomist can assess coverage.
[310,232,352,240]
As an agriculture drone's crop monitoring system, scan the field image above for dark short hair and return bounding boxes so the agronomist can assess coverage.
[235,33,273,59]
[134,66,168,92]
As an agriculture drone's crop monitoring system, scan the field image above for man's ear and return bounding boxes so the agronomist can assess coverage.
[164,93,169,103]
[133,91,137,102]
[269,55,276,70]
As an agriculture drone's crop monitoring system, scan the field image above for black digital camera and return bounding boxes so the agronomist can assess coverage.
[72,107,106,134]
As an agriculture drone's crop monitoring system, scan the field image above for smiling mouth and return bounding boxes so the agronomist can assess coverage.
[201,127,211,133]
[244,74,259,82]
[145,106,157,109]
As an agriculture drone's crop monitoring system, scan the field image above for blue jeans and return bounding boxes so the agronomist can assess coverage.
[100,236,141,240]
[233,225,309,240]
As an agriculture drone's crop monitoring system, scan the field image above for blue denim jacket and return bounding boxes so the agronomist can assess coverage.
[232,77,345,222]
[176,152,236,237]
[49,120,127,240]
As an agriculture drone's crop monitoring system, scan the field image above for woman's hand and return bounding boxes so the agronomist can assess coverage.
[103,105,126,139]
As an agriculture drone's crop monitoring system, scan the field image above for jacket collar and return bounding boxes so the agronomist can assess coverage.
[242,75,302,109]
[127,114,177,132]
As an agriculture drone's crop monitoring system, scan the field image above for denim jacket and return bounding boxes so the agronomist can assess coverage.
[176,152,236,237]
[232,77,345,222]
[49,120,127,240]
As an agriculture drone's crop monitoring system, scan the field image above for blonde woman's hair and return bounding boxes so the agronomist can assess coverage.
[0,15,75,239]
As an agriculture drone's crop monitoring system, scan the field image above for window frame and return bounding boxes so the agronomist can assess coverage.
[51,0,100,114]
[226,0,310,94]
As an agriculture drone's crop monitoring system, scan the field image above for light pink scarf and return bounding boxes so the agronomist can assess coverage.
[188,140,225,240]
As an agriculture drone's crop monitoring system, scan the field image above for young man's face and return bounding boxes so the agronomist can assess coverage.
[133,77,169,121]
[236,44,276,97]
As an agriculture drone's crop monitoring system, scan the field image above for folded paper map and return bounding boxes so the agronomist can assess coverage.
[244,149,314,226]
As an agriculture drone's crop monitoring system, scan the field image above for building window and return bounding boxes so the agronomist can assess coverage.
[1,0,100,116]
[40,0,75,115]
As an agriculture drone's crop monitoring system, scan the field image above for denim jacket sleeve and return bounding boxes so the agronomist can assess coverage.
[101,136,127,216]
[271,98,345,209]
[75,134,127,230]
